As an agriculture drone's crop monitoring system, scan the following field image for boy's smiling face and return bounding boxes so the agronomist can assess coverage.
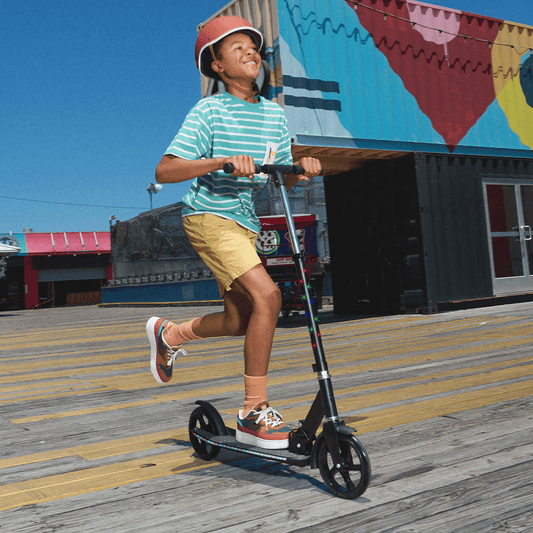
[212,32,260,83]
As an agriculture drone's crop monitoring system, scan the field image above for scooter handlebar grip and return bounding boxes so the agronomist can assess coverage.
[291,165,305,175]
[222,163,262,174]
[223,163,234,174]
[291,165,324,174]
[289,165,325,175]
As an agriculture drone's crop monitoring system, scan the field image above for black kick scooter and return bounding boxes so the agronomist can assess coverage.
[188,163,371,499]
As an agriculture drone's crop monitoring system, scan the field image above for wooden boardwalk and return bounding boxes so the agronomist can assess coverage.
[1,302,532,532]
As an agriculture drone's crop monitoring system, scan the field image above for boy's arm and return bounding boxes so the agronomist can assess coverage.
[155,154,257,183]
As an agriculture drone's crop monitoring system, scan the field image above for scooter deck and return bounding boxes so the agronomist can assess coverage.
[192,428,311,467]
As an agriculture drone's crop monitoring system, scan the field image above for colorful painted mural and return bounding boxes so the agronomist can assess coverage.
[277,0,533,155]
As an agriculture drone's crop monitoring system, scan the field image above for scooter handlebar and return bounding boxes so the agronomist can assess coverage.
[223,163,306,175]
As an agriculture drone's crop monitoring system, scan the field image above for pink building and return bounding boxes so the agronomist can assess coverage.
[0,231,111,310]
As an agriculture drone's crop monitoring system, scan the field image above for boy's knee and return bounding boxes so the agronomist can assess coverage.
[257,285,281,315]
[272,286,282,309]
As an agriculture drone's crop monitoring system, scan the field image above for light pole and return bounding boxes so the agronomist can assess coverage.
[109,215,117,283]
[147,182,163,210]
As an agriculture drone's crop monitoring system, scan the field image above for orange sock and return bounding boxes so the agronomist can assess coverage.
[164,318,202,347]
[242,374,268,417]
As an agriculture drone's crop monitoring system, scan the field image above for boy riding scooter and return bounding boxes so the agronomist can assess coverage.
[146,15,322,450]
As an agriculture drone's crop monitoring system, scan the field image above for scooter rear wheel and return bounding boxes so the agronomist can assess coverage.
[317,434,371,499]
[189,406,224,460]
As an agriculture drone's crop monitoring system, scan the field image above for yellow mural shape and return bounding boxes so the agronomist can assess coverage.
[492,22,533,149]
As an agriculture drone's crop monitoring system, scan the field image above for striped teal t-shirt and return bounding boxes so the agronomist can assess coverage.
[165,91,292,233]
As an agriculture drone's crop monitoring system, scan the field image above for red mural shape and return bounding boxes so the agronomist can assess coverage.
[346,0,502,150]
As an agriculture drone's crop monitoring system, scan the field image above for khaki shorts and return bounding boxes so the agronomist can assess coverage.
[183,214,261,296]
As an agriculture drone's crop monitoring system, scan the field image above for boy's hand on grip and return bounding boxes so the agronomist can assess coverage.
[222,155,256,180]
[299,157,322,180]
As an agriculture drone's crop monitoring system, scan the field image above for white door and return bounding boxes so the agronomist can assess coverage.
[483,181,533,295]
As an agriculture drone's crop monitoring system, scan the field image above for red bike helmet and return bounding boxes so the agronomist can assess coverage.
[195,15,264,80]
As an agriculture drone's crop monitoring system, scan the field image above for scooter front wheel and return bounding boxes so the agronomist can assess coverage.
[317,434,371,499]
[189,406,224,460]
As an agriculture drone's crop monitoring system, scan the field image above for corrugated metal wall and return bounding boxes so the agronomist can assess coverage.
[416,153,493,307]
[492,22,533,152]
[276,0,533,156]
[102,279,221,304]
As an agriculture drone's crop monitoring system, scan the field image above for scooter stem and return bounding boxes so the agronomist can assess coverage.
[270,168,340,424]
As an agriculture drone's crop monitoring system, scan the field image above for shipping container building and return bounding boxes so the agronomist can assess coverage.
[199,0,533,313]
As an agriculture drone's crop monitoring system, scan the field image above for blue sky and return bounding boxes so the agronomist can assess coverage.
[2,0,533,233]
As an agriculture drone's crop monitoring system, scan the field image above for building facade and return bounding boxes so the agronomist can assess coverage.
[0,231,111,310]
